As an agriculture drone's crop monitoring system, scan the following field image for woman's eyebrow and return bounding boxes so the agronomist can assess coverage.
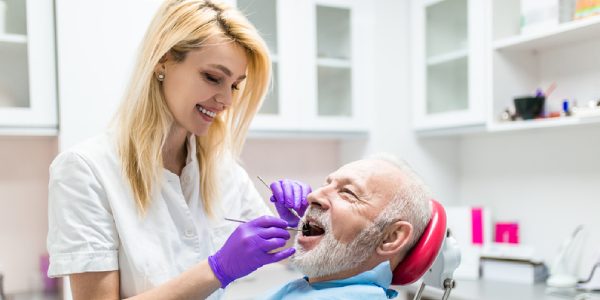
[208,64,246,80]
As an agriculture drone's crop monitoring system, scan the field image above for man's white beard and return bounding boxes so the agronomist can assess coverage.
[290,207,382,278]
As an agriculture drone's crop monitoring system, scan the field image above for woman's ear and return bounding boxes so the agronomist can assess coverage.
[377,221,413,256]
[154,52,170,76]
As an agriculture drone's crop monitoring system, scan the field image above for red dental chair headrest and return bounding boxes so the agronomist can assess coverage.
[391,199,447,285]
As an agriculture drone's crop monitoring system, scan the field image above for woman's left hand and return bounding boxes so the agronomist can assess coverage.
[270,179,311,227]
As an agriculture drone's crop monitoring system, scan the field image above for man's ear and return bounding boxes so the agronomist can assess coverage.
[376,221,413,256]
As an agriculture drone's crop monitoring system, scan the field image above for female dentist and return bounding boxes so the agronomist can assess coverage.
[46,1,311,299]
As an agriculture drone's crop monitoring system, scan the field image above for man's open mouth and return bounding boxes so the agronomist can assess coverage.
[302,220,325,237]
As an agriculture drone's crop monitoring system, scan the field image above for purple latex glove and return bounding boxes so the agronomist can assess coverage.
[208,216,295,288]
[270,179,311,227]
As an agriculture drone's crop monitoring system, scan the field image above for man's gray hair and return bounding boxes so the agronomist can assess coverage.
[369,152,433,256]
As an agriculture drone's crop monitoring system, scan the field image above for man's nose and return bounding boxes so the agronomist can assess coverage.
[307,187,331,210]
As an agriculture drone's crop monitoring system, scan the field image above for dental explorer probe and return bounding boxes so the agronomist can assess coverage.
[257,176,302,220]
[224,218,302,231]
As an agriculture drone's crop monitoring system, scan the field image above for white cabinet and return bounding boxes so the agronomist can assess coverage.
[236,0,370,134]
[410,0,487,132]
[0,0,57,135]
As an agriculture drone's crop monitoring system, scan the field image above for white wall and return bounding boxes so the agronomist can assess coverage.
[0,136,58,293]
[55,0,162,152]
[459,126,600,278]
[240,138,341,214]
[357,0,461,206]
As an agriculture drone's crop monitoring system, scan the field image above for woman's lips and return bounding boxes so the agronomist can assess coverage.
[196,105,215,122]
[199,110,214,122]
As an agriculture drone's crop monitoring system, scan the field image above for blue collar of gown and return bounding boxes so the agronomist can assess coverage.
[303,261,398,298]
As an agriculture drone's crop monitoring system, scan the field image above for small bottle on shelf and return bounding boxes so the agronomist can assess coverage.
[500,108,515,122]
[570,100,578,115]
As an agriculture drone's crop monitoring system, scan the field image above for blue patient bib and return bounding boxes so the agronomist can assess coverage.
[255,261,398,300]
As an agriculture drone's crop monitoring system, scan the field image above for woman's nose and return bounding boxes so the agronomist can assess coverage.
[215,88,234,110]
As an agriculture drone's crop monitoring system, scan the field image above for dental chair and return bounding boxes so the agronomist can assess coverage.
[392,199,461,300]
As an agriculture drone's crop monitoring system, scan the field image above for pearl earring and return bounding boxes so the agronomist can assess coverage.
[157,72,165,80]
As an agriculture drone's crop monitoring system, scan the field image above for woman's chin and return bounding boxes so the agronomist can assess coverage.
[188,125,210,137]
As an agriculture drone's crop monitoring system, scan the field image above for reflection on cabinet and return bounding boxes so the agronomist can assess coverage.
[410,0,487,132]
[236,0,370,135]
[0,0,57,135]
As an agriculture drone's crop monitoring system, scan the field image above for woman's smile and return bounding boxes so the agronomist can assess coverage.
[197,104,217,122]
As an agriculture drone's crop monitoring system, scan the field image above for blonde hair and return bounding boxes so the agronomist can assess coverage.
[111,0,271,217]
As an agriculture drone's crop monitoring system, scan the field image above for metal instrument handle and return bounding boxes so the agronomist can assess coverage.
[224,218,302,231]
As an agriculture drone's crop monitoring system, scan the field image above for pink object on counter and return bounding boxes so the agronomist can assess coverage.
[471,207,484,245]
[495,222,519,244]
[40,254,57,292]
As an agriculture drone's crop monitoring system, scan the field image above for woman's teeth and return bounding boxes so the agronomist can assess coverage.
[197,105,216,118]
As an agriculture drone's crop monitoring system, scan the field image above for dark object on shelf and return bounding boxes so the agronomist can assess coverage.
[514,96,545,120]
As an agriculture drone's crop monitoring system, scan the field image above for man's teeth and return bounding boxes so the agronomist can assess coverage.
[197,105,216,118]
[302,220,325,236]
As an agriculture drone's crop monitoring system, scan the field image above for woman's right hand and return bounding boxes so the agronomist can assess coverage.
[208,216,295,288]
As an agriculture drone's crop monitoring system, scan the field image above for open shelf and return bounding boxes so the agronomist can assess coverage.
[489,116,600,132]
[493,15,600,51]
[427,49,468,66]
[417,116,600,136]
[0,34,27,44]
[316,58,351,68]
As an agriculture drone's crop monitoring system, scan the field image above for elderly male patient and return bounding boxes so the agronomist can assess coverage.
[256,153,433,300]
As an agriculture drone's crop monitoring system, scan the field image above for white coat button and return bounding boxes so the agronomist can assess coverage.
[184,227,195,237]
[183,174,192,184]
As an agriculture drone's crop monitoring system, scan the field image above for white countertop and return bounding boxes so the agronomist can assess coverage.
[393,280,600,300]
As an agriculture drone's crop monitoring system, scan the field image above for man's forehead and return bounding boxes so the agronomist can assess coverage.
[330,159,405,186]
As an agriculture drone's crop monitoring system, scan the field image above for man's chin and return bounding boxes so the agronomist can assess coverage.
[296,232,324,252]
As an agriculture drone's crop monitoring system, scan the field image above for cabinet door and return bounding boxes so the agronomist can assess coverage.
[411,0,486,131]
[238,0,302,130]
[0,0,57,130]
[299,0,368,132]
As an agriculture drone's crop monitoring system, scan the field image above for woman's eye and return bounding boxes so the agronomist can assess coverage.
[204,73,220,84]
[232,84,240,91]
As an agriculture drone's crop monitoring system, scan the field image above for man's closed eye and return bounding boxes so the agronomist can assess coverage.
[342,188,358,199]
